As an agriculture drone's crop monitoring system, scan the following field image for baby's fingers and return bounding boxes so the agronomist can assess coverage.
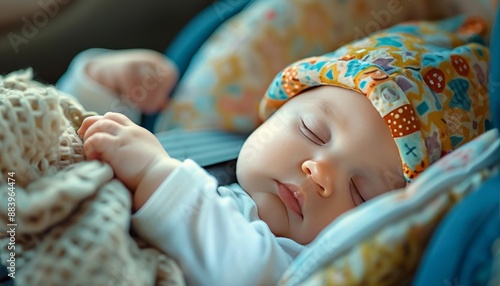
[102,112,134,126]
[81,118,123,142]
[78,115,103,138]
[80,113,133,142]
[83,132,118,162]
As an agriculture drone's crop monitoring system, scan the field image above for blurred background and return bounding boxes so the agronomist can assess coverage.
[0,0,213,84]
[0,0,496,85]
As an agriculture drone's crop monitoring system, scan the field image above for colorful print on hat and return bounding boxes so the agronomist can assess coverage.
[259,16,491,183]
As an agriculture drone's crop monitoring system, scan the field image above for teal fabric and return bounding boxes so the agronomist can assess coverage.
[143,0,252,131]
[489,7,500,129]
[164,0,252,78]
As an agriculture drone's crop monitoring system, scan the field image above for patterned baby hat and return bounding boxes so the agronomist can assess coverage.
[260,16,491,182]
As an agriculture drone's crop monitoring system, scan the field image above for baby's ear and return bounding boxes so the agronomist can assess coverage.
[0,69,96,188]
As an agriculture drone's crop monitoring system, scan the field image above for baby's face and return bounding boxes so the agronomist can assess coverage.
[236,86,405,244]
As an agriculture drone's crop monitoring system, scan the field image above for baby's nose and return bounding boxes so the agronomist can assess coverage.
[301,160,334,197]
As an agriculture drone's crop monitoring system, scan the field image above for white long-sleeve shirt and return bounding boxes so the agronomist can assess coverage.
[131,159,305,286]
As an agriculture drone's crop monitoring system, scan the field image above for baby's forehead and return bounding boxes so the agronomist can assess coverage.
[287,86,361,115]
[313,98,335,118]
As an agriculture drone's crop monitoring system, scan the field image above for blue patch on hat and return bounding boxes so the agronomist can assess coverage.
[417,102,429,115]
[448,79,471,111]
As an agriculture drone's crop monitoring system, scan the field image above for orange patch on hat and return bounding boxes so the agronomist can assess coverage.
[281,66,310,97]
[384,104,420,138]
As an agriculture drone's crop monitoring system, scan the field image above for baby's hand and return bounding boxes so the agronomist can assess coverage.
[86,49,178,114]
[78,112,181,210]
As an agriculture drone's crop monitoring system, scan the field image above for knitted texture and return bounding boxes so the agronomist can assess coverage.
[0,70,184,285]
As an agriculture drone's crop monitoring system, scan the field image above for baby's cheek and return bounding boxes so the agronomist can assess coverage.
[255,194,288,237]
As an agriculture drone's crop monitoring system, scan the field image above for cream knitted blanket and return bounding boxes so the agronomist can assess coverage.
[0,70,185,285]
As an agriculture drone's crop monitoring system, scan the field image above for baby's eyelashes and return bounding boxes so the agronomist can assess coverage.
[349,178,365,206]
[300,118,327,145]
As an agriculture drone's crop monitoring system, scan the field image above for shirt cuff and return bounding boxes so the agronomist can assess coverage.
[131,159,218,229]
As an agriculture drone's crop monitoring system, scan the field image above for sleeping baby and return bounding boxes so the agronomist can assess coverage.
[77,17,491,285]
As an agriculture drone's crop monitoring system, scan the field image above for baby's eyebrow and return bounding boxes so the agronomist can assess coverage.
[316,99,335,119]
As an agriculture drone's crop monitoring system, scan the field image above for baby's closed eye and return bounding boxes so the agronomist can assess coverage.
[299,116,330,145]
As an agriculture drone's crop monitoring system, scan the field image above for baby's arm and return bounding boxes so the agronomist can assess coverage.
[58,49,178,123]
[77,112,181,211]
[85,49,178,114]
